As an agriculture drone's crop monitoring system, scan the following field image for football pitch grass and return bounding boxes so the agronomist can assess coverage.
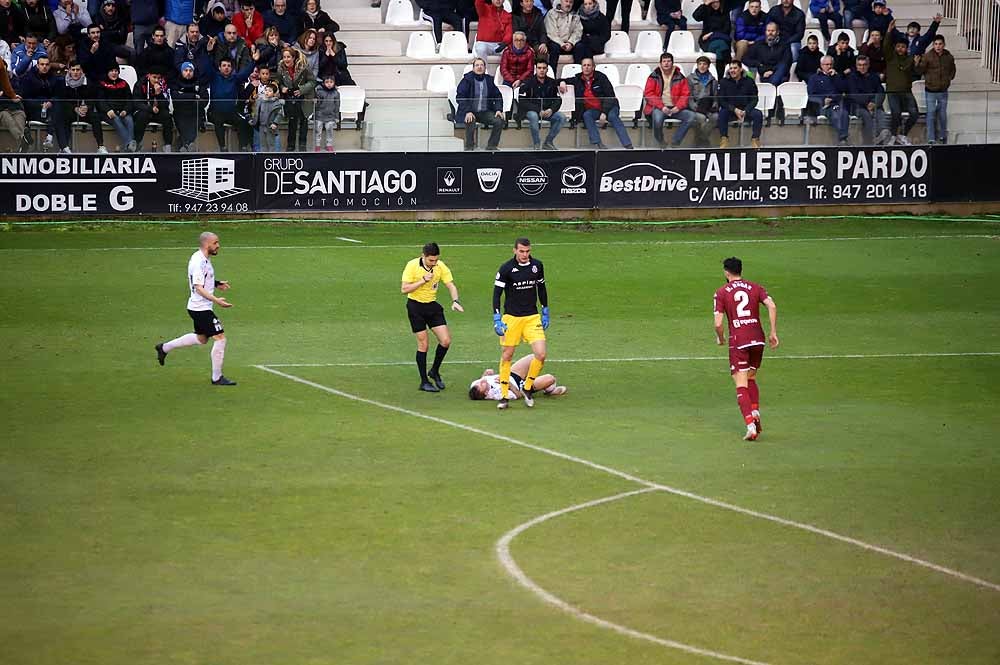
[1,218,999,665]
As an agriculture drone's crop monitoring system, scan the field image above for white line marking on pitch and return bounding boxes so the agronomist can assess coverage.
[261,351,1000,368]
[335,237,363,244]
[1,234,996,252]
[253,365,1000,661]
[496,488,772,665]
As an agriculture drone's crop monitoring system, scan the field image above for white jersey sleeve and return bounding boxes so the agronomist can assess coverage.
[186,250,216,311]
[470,375,519,401]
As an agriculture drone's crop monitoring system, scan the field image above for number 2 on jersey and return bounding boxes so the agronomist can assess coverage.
[733,290,752,317]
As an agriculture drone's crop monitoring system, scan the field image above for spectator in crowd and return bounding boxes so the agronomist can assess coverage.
[544,0,583,69]
[199,1,230,40]
[165,0,197,47]
[685,54,717,147]
[1,0,26,47]
[0,57,27,151]
[455,56,504,150]
[16,52,56,147]
[867,0,892,42]
[137,26,175,79]
[847,54,889,144]
[858,27,885,79]
[716,59,762,148]
[842,0,867,28]
[766,0,804,62]
[254,24,283,69]
[97,63,135,150]
[45,35,76,75]
[916,34,955,144]
[578,0,610,59]
[514,0,547,60]
[473,0,512,60]
[11,33,47,78]
[516,58,563,149]
[252,80,282,150]
[733,0,766,62]
[292,28,318,78]
[276,46,312,150]
[559,55,634,149]
[317,32,353,86]
[693,0,731,78]
[208,55,253,150]
[654,0,686,46]
[807,54,849,144]
[809,0,842,44]
[642,51,696,148]
[796,34,822,84]
[605,0,633,33]
[54,0,91,36]
[213,22,252,71]
[131,0,164,56]
[171,60,201,150]
[265,0,297,43]
[95,0,128,48]
[132,70,173,150]
[174,23,215,87]
[826,30,856,75]
[904,14,941,57]
[234,0,265,45]
[312,72,338,152]
[745,22,790,124]
[499,30,534,88]
[51,59,104,152]
[298,0,337,35]
[20,0,57,45]
[882,21,917,144]
[419,0,465,45]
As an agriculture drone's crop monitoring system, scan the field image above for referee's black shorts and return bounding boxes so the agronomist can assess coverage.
[406,299,447,333]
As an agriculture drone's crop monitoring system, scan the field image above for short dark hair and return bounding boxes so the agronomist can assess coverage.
[907,21,921,30]
[660,51,674,63]
[514,237,531,248]
[723,257,742,275]
[218,56,234,67]
[729,58,743,67]
[67,59,81,68]
[933,35,945,44]
[422,242,440,256]
[468,385,485,400]
[837,32,850,42]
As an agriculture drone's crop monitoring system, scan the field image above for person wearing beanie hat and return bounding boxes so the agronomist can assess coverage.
[172,59,202,151]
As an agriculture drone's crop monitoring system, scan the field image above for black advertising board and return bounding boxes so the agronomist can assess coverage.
[595,146,933,208]
[254,151,595,211]
[929,144,999,203]
[0,153,255,216]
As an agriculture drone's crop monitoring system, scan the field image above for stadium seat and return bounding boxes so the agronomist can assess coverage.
[385,0,424,26]
[624,62,651,86]
[439,31,470,58]
[667,30,709,61]
[561,63,582,79]
[604,31,633,58]
[615,83,644,126]
[596,63,621,86]
[426,64,456,92]
[912,79,926,113]
[803,28,825,51]
[683,0,702,26]
[337,86,367,129]
[777,81,810,140]
[634,30,663,59]
[618,0,652,27]
[406,31,440,59]
[118,64,138,89]
[755,82,777,114]
[829,28,857,50]
[499,84,514,114]
[558,87,575,120]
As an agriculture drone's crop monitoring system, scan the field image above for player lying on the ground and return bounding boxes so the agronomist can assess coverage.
[468,354,567,404]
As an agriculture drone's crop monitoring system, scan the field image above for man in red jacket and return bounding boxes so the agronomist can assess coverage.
[234,0,265,46]
[499,30,534,87]
[473,0,512,59]
[642,52,697,148]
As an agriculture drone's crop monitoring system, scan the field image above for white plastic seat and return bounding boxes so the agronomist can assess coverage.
[561,63,582,79]
[406,31,440,59]
[558,87,575,119]
[682,0,702,26]
[666,30,702,59]
[755,82,776,113]
[912,79,926,113]
[499,84,514,113]
[624,63,651,86]
[439,31,469,58]
[803,28,826,51]
[634,30,663,59]
[596,63,621,86]
[619,0,652,27]
[336,86,367,127]
[385,0,423,26]
[118,64,138,89]
[604,31,633,58]
[426,64,456,92]
[829,28,857,50]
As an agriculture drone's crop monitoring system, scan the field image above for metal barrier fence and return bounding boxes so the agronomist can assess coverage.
[945,0,1000,84]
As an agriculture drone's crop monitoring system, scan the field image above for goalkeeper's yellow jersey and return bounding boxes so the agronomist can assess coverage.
[401,257,453,303]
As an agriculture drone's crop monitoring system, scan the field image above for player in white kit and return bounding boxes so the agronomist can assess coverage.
[155,232,236,385]
[468,354,567,403]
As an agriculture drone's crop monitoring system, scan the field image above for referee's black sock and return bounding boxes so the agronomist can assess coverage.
[416,350,429,383]
[431,344,449,375]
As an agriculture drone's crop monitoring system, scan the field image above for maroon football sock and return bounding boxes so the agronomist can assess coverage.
[748,379,759,412]
[736,387,754,424]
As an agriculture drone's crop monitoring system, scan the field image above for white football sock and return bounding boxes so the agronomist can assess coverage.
[163,333,202,352]
[211,338,226,381]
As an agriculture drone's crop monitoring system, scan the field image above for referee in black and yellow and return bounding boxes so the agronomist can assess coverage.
[492,237,549,410]
[402,242,464,392]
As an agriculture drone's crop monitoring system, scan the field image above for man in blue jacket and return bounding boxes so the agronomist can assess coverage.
[846,54,890,144]
[207,55,254,150]
[264,0,296,44]
[174,22,216,88]
[10,34,48,79]
[717,59,762,148]
[766,0,804,61]
[807,55,849,144]
[455,56,505,150]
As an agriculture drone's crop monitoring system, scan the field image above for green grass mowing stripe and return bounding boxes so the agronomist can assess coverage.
[254,365,1000,595]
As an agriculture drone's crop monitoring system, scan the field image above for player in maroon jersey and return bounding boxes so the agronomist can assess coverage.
[714,257,779,441]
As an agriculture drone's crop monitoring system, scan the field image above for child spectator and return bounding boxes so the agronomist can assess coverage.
[253,79,283,150]
[312,73,338,152]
